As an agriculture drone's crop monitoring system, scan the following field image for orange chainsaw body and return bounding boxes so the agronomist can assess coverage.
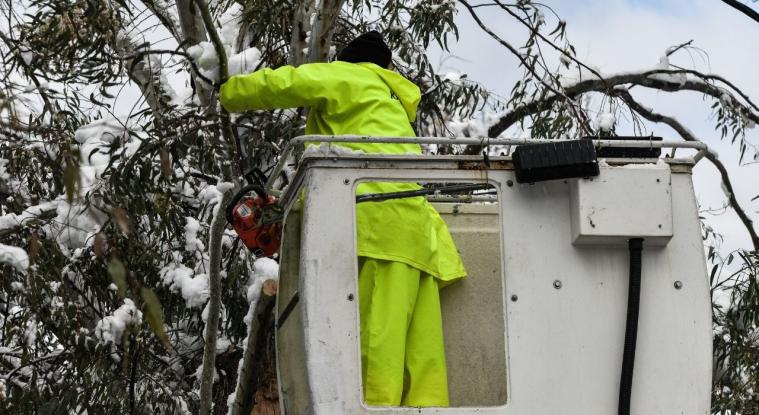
[230,195,283,257]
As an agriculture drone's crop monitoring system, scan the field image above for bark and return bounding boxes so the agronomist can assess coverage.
[307,0,346,63]
[289,0,312,67]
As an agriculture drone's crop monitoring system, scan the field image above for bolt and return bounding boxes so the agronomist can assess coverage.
[343,178,350,185]
[506,179,514,187]
[347,293,355,301]
[510,294,518,302]
[656,178,661,183]
[452,205,460,215]
[553,280,562,289]
[674,281,683,290]
[658,224,662,229]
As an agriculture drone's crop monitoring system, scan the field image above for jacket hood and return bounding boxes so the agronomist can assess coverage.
[359,63,421,122]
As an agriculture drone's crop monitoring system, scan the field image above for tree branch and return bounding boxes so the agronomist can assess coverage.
[229,281,276,415]
[142,0,183,41]
[721,0,759,23]
[487,69,759,138]
[197,191,233,415]
[191,1,245,413]
[615,89,759,251]
[114,33,172,114]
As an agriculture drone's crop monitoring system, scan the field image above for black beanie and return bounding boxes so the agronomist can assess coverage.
[336,31,392,68]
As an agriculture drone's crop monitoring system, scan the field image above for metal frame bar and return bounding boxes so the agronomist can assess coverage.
[265,135,716,195]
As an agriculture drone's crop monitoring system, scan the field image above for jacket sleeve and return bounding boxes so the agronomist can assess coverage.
[219,64,328,113]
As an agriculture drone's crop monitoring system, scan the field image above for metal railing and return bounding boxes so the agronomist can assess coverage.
[265,135,716,196]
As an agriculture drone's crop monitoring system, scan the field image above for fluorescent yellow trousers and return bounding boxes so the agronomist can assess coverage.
[358,257,449,407]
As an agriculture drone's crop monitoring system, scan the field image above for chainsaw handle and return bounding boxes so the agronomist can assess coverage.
[225,184,267,225]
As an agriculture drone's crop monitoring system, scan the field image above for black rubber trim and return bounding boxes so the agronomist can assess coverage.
[276,291,300,330]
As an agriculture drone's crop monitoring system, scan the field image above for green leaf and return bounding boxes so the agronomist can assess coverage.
[141,287,174,353]
[710,264,719,285]
[107,258,127,298]
[63,161,81,203]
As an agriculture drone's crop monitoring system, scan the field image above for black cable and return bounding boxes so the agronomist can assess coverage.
[619,238,643,415]
[355,183,493,203]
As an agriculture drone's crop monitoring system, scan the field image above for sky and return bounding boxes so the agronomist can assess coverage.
[433,0,759,255]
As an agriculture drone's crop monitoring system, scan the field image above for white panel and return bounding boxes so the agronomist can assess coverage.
[570,165,673,246]
[282,159,711,415]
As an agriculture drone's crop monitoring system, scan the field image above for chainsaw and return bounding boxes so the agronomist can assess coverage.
[225,183,284,258]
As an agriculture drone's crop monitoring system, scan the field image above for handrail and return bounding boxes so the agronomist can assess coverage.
[265,135,717,195]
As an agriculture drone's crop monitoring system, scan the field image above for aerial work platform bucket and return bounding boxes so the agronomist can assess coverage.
[269,136,713,415]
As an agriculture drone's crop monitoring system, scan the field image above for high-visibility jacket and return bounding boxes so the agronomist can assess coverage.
[220,61,466,283]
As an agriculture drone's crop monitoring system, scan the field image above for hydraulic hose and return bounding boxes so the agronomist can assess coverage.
[619,238,643,415]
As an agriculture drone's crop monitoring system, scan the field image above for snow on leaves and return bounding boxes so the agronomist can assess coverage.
[94,299,143,345]
[0,243,29,273]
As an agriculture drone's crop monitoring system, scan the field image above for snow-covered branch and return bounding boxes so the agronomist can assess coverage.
[486,69,759,138]
[197,188,232,415]
[176,0,214,105]
[0,203,58,238]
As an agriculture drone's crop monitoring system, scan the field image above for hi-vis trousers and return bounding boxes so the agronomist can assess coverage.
[358,257,449,407]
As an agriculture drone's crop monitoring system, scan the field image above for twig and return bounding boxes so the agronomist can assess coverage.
[666,39,694,57]
[116,48,218,87]
[459,0,594,141]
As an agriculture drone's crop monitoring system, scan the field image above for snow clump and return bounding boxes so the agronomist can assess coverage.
[94,299,143,344]
[246,257,279,303]
[184,217,205,251]
[160,263,210,308]
[0,243,30,273]
[651,54,686,85]
[596,113,616,133]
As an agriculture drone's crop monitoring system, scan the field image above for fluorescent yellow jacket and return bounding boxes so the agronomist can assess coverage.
[220,61,466,283]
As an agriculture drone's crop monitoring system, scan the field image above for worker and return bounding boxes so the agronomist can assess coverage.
[219,31,467,407]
